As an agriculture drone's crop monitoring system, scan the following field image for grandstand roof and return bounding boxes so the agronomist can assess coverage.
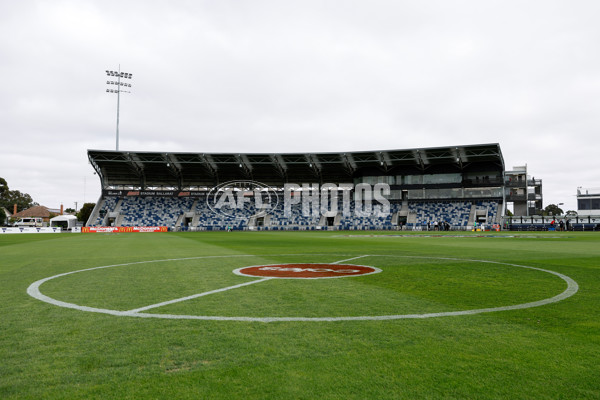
[88,143,504,190]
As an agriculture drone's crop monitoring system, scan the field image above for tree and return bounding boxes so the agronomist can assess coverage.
[65,208,75,214]
[0,190,37,213]
[0,207,5,226]
[77,203,96,225]
[544,204,564,217]
[0,177,8,198]
[0,178,38,213]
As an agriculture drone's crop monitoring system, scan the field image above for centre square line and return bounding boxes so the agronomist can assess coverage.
[127,255,371,314]
[126,277,274,314]
[330,255,370,264]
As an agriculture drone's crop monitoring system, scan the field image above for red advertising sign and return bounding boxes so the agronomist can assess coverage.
[82,226,168,233]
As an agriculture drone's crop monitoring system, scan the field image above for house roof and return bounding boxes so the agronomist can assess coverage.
[12,205,53,218]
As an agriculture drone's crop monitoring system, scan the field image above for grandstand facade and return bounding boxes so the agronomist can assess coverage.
[577,187,600,216]
[87,144,506,231]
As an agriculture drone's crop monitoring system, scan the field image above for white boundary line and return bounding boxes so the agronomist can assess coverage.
[26,254,579,322]
[330,255,370,264]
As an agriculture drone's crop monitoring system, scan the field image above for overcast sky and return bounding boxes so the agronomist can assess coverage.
[1,0,599,212]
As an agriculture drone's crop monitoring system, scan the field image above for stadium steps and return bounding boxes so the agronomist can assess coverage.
[399,200,409,216]
[334,213,342,226]
[391,211,398,225]
[407,210,417,224]
[468,204,477,227]
[248,215,257,226]
[318,215,326,227]
[191,213,200,226]
[87,198,104,226]
[114,198,123,213]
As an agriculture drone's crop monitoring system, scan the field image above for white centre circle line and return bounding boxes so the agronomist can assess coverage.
[26,254,579,322]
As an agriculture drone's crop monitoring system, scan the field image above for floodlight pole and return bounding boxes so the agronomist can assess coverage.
[116,67,121,150]
[105,65,133,151]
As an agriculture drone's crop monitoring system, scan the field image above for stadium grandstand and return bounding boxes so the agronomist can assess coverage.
[87,143,510,231]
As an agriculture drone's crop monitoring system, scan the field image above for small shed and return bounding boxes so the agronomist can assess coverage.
[50,215,78,231]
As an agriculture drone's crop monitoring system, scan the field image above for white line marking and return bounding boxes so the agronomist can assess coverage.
[126,278,273,313]
[331,255,369,264]
[26,254,579,322]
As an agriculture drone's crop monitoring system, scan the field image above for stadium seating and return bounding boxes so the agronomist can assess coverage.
[404,200,500,230]
[91,196,118,226]
[89,195,501,231]
[119,196,195,227]
[408,201,471,228]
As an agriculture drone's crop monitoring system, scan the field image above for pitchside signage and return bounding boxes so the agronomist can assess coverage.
[0,227,62,234]
[82,226,168,233]
[103,190,208,197]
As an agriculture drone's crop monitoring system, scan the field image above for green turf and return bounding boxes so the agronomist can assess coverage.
[1,231,599,399]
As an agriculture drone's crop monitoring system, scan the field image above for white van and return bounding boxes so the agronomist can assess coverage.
[14,217,44,227]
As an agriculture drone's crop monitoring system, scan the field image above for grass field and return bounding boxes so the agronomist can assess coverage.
[1,231,599,399]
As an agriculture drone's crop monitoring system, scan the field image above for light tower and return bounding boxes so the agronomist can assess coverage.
[105,66,133,151]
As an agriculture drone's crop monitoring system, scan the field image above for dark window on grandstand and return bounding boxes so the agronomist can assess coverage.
[578,199,591,210]
[592,198,600,210]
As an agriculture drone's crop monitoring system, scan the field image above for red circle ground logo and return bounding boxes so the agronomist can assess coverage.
[233,263,382,279]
